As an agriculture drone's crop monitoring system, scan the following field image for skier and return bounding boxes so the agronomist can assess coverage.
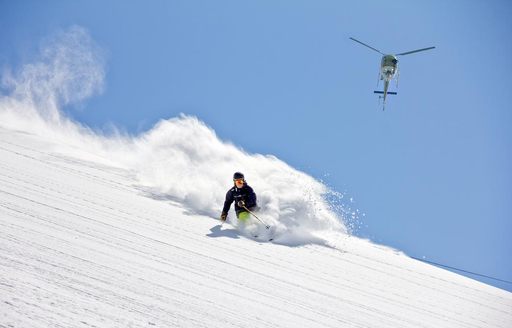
[220,172,257,222]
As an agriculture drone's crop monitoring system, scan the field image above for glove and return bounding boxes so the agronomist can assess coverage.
[220,212,227,221]
[237,200,246,207]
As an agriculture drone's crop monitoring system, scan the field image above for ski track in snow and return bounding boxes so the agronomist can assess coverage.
[1,128,511,328]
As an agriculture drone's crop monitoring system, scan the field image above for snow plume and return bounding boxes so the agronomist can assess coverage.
[0,27,348,246]
[0,26,124,164]
[128,116,348,244]
[1,26,105,125]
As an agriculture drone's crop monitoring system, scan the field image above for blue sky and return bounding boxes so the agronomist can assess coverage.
[1,0,511,291]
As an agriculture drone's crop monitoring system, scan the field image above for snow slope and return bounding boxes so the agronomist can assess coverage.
[1,126,511,328]
[1,27,511,327]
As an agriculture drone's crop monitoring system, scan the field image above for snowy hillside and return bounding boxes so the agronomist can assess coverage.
[1,27,511,327]
[1,125,511,328]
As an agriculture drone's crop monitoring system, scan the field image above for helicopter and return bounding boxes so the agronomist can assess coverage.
[349,37,435,110]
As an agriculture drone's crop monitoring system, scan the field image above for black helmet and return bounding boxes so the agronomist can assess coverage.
[233,172,245,180]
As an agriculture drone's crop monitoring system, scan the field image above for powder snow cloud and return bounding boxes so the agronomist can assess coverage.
[0,26,350,246]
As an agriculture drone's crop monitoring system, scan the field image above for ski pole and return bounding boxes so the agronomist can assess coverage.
[242,205,270,229]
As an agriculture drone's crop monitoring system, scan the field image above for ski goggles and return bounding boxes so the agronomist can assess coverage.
[234,178,244,183]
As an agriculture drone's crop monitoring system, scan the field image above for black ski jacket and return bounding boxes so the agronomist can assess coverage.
[222,184,257,216]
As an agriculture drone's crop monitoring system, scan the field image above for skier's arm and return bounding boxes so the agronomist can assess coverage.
[222,190,234,214]
[244,187,257,208]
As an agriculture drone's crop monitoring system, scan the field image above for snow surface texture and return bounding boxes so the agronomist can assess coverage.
[1,27,511,327]
[0,26,349,246]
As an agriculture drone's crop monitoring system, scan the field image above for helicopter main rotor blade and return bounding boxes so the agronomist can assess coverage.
[396,46,436,56]
[349,37,384,55]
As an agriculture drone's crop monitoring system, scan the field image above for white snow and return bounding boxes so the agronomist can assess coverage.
[1,27,511,327]
[1,127,511,328]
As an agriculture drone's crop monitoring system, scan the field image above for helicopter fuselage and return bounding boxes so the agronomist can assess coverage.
[380,55,398,82]
[349,37,435,110]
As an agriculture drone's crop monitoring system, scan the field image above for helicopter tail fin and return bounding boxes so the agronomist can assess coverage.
[374,91,397,95]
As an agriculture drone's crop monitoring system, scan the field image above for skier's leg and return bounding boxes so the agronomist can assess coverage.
[236,211,257,237]
[237,211,250,221]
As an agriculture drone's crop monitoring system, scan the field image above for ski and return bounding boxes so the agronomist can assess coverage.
[253,225,275,242]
